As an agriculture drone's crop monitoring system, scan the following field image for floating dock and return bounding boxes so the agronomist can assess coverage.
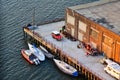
[23,21,116,80]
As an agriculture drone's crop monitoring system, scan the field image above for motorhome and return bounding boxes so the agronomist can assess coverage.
[104,61,120,79]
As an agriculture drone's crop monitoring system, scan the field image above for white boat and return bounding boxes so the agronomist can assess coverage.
[40,45,54,59]
[104,60,120,79]
[53,59,78,76]
[28,43,45,61]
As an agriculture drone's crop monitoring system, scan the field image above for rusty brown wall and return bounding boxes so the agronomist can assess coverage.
[66,8,120,63]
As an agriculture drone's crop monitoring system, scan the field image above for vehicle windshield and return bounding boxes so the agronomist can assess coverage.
[56,34,60,36]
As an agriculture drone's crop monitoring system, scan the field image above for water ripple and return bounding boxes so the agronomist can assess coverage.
[0,0,98,80]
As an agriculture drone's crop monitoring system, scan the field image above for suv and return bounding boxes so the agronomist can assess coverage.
[51,31,62,41]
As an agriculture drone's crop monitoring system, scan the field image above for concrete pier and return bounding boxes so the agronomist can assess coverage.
[23,21,116,80]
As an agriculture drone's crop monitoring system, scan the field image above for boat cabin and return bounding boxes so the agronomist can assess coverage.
[104,62,120,79]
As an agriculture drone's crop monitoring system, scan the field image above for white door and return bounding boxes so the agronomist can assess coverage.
[78,32,83,41]
[71,28,74,37]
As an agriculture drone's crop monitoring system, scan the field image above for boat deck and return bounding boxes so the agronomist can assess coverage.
[32,21,115,80]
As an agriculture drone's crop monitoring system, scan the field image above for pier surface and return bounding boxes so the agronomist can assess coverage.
[28,21,115,80]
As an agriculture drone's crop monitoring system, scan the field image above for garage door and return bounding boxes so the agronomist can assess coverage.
[114,42,120,62]
[102,43,112,58]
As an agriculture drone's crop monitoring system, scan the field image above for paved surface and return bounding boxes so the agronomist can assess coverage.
[34,21,116,80]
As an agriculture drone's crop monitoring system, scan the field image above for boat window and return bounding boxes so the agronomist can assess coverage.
[66,66,70,69]
[29,54,36,60]
[113,70,119,75]
[113,71,116,73]
[108,67,112,71]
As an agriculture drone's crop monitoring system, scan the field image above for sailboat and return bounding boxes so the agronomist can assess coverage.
[53,40,78,76]
[40,45,54,59]
[53,59,78,76]
[28,43,45,61]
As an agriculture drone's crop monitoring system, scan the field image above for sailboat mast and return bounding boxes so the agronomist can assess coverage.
[32,7,35,39]
[32,7,35,26]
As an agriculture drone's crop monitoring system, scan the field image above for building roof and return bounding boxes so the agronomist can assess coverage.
[69,0,120,35]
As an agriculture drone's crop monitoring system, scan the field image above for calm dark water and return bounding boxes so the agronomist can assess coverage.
[0,0,98,80]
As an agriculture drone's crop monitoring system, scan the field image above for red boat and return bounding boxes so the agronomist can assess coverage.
[21,49,40,65]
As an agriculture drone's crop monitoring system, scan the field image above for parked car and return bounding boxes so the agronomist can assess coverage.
[51,31,62,41]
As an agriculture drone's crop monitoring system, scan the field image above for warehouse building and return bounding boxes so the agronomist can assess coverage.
[65,0,120,63]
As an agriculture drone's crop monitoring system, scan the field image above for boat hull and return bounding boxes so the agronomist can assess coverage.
[40,45,54,59]
[28,43,45,61]
[21,49,34,64]
[53,59,78,76]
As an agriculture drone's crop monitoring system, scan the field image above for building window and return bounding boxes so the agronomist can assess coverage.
[79,21,87,32]
[90,28,98,39]
[67,14,75,25]
[103,35,113,46]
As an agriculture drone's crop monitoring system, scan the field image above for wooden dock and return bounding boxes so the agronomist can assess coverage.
[23,21,116,80]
